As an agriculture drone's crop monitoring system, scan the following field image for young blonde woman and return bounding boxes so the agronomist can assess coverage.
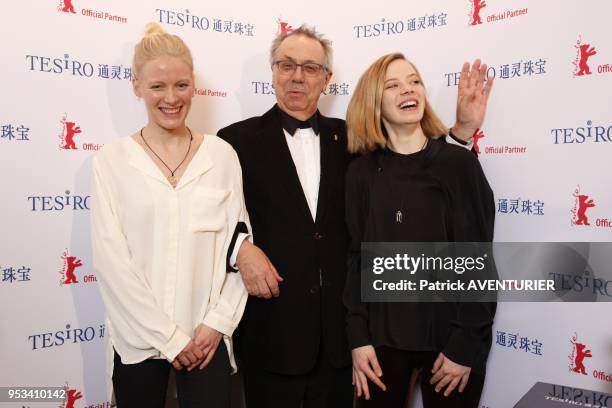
[343,53,495,408]
[91,23,249,407]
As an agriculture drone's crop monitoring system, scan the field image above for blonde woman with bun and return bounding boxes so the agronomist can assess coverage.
[91,23,249,407]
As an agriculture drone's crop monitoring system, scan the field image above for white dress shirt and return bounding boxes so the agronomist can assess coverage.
[227,126,319,271]
[91,135,249,377]
[284,127,321,220]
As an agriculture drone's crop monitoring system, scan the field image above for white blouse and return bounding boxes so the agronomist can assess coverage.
[91,134,249,371]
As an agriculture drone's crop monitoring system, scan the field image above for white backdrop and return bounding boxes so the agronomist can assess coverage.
[1,1,611,407]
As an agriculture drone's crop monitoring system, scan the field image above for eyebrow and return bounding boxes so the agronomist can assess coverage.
[279,55,321,64]
[148,77,192,83]
[384,73,419,83]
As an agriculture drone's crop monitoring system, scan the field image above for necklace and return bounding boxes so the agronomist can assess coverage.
[140,127,193,188]
[385,137,428,224]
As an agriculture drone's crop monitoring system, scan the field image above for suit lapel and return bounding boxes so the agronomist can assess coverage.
[260,107,313,222]
[315,115,340,224]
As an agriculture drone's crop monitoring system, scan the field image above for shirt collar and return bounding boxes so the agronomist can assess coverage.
[275,105,320,136]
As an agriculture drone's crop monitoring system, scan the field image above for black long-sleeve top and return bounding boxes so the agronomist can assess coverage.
[343,137,496,374]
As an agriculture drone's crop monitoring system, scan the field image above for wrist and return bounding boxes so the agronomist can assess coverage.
[236,239,251,267]
[449,125,476,144]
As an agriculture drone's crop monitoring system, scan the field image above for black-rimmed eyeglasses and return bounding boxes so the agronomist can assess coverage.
[273,60,327,77]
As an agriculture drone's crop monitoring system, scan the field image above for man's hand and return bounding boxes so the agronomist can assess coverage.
[236,240,283,298]
[429,352,471,397]
[172,339,205,371]
[351,345,386,400]
[452,59,494,142]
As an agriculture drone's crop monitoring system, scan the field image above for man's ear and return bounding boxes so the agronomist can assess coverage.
[323,69,333,92]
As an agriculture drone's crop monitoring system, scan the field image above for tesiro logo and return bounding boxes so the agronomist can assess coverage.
[28,323,105,350]
[27,190,90,212]
[26,53,132,80]
[155,8,255,36]
[552,120,612,144]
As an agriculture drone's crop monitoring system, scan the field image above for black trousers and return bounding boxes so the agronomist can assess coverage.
[112,342,231,408]
[242,345,353,408]
[355,347,485,408]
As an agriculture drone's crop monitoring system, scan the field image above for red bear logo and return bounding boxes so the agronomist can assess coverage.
[60,251,83,285]
[277,19,293,34]
[61,0,77,14]
[572,342,592,375]
[59,386,82,408]
[63,122,82,150]
[574,194,595,226]
[65,388,82,408]
[472,129,485,155]
[576,43,597,76]
[64,256,83,284]
[470,0,487,25]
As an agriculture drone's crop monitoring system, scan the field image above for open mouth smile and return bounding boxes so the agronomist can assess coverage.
[398,99,418,111]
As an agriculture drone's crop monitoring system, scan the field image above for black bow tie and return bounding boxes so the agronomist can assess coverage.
[297,120,312,129]
[276,105,320,136]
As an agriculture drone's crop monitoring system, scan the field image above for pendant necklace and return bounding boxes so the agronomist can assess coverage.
[384,137,428,224]
[140,127,193,188]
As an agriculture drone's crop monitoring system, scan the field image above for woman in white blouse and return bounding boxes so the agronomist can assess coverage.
[91,23,249,407]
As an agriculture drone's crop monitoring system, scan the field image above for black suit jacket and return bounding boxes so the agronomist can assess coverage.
[218,105,352,375]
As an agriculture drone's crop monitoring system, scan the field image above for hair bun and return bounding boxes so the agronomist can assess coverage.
[144,22,164,37]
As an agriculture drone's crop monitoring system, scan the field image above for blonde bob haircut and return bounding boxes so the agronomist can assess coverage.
[132,22,194,80]
[346,53,448,154]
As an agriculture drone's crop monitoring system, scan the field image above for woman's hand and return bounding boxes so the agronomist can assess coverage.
[192,324,223,370]
[452,59,494,142]
[429,352,471,397]
[351,345,386,400]
[172,339,205,371]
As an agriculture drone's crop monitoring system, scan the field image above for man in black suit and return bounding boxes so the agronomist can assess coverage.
[219,25,492,408]
[218,26,353,408]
